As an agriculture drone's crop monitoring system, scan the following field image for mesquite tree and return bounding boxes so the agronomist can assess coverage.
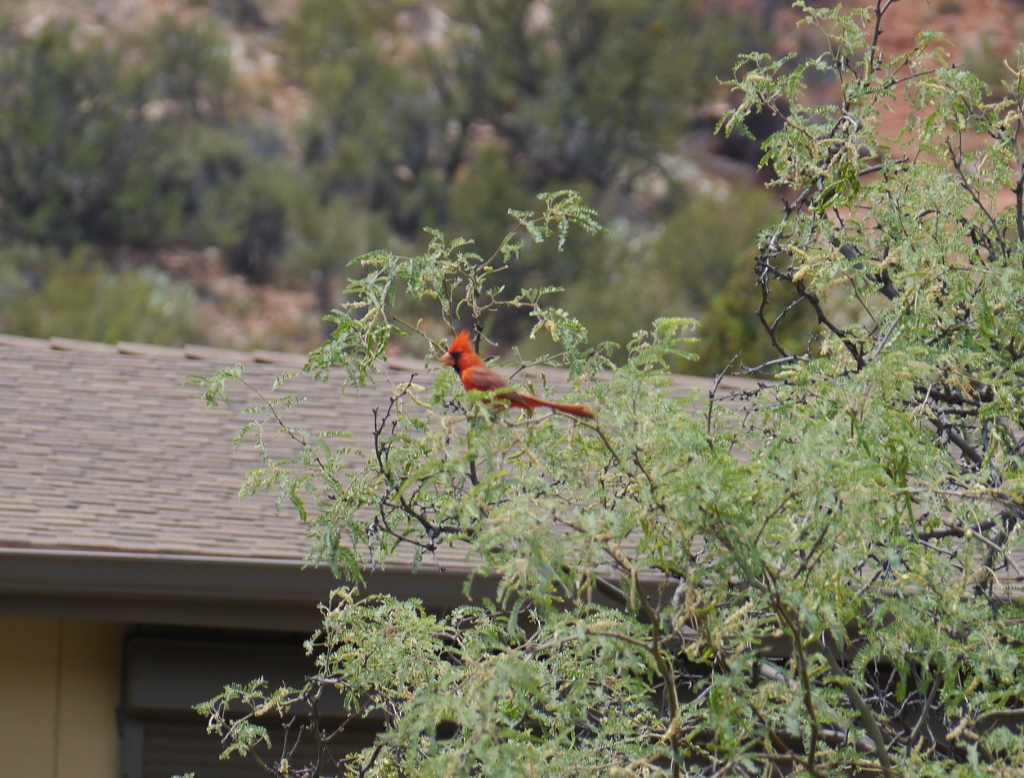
[194,4,1024,776]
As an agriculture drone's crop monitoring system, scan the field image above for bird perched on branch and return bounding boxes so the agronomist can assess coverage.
[441,329,596,419]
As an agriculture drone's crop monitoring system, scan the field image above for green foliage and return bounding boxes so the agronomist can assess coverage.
[198,4,1024,776]
[657,188,781,313]
[446,144,534,274]
[0,2,770,356]
[443,0,756,185]
[0,21,147,245]
[560,186,805,371]
[283,187,392,334]
[199,588,660,775]
[1,249,200,345]
[0,242,62,312]
[131,14,234,119]
[280,0,775,354]
[285,0,764,236]
[695,244,819,375]
[0,16,235,248]
[198,155,296,282]
[285,0,454,236]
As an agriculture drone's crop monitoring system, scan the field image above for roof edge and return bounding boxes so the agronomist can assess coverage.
[0,332,430,374]
[0,332,763,390]
[0,332,311,367]
[0,547,485,630]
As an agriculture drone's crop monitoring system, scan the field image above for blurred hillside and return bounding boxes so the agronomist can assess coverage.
[1,0,1022,373]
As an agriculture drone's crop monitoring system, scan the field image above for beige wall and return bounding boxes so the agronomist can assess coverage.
[0,617,127,778]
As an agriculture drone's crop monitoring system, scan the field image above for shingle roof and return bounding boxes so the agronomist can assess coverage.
[1,334,317,561]
[0,333,755,571]
[8,333,1018,617]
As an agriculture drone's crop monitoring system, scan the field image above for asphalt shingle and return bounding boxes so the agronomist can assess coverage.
[0,334,755,572]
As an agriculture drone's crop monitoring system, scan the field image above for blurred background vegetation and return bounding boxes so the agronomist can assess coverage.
[0,0,815,374]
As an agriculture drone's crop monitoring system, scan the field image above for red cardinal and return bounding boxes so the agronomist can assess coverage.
[441,329,596,419]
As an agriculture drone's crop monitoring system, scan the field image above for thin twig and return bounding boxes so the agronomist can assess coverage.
[814,639,895,778]
[706,355,739,446]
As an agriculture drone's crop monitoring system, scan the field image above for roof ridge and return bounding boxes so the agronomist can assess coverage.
[0,332,309,367]
[0,332,763,391]
[0,332,432,374]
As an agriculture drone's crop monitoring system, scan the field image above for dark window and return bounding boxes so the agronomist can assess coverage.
[120,632,378,778]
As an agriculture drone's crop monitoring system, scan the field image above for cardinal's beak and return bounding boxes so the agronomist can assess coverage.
[441,352,454,367]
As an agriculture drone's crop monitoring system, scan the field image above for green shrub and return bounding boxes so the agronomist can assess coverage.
[560,185,798,371]
[283,187,392,337]
[0,16,236,249]
[1,249,200,344]
[286,0,768,240]
[198,156,297,281]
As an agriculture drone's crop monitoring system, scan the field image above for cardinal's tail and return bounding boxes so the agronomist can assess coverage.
[523,395,596,419]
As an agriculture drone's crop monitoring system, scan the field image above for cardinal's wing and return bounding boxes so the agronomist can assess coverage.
[461,364,510,391]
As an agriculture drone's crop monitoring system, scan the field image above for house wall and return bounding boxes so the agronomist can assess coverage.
[0,616,127,778]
